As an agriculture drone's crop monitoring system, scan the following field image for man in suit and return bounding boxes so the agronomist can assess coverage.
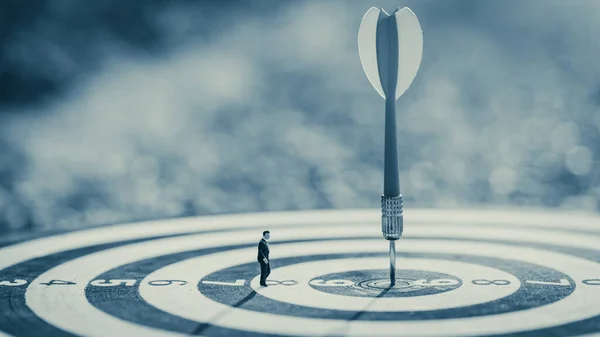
[257,230,271,287]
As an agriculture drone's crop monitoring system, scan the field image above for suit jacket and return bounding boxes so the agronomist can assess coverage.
[257,238,270,263]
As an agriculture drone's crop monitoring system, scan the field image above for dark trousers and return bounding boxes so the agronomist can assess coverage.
[259,261,271,285]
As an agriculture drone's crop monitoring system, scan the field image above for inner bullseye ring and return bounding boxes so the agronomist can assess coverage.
[363,279,412,289]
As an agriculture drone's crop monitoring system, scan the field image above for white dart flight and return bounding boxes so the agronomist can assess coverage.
[358,6,423,286]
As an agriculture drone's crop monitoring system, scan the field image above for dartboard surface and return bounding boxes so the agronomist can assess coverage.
[1,208,600,337]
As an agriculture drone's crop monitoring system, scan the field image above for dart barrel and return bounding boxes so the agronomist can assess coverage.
[381,194,403,240]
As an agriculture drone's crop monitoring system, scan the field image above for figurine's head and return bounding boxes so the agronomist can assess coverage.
[263,230,270,240]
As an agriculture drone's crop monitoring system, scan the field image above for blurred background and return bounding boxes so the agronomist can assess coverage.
[1,0,599,234]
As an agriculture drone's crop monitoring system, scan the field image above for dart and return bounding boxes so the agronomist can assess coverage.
[357,7,423,286]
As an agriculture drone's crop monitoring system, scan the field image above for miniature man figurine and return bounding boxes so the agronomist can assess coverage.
[257,230,271,287]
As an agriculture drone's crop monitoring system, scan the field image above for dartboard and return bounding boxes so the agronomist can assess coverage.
[1,208,600,337]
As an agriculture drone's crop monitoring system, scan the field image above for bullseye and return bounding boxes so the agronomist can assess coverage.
[315,269,462,297]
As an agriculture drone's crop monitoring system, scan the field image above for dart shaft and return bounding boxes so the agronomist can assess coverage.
[381,94,403,241]
[389,240,396,286]
[383,97,400,197]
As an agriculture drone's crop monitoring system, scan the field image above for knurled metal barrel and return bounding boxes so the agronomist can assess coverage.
[381,194,403,240]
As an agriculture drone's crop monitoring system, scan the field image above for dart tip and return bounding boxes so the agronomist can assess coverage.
[389,240,396,287]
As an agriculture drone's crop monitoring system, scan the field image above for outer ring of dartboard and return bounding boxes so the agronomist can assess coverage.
[0,208,600,337]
